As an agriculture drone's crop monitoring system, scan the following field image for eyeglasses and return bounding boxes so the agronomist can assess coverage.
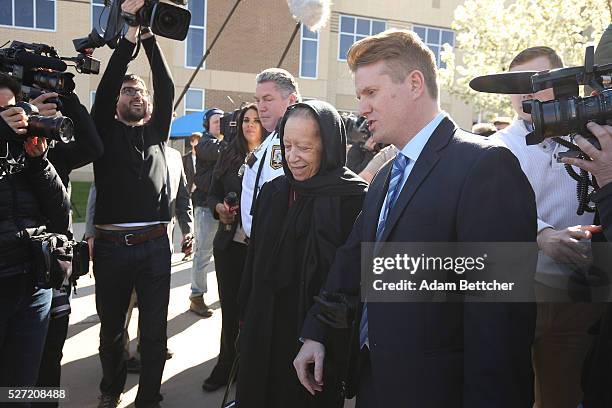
[121,87,149,97]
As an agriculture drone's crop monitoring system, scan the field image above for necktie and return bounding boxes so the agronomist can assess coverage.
[360,152,409,348]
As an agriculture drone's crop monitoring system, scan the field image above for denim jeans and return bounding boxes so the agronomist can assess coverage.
[0,273,52,391]
[192,206,217,297]
[93,232,171,407]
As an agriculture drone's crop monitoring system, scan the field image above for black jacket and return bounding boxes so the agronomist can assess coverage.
[192,133,226,207]
[0,144,70,278]
[182,152,196,195]
[207,148,243,250]
[47,92,103,188]
[346,143,376,174]
[91,36,174,225]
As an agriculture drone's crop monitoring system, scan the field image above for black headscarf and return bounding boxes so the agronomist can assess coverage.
[279,100,367,196]
[264,100,367,319]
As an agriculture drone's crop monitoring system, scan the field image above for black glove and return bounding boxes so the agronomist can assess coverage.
[314,291,359,329]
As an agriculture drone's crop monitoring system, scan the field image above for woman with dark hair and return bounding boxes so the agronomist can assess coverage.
[237,100,367,407]
[202,103,265,391]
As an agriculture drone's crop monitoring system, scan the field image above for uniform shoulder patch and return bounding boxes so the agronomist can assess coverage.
[270,145,283,170]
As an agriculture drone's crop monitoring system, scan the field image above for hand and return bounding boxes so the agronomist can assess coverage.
[216,202,236,225]
[561,122,612,188]
[181,233,194,256]
[121,0,145,14]
[87,237,94,261]
[364,137,377,151]
[1,107,28,135]
[23,137,48,157]
[29,92,58,116]
[293,339,325,396]
[537,225,600,269]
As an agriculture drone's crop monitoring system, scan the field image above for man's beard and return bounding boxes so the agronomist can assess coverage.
[119,105,146,122]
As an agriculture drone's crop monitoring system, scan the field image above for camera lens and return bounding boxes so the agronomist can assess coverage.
[150,2,191,41]
[528,89,612,144]
[28,115,74,143]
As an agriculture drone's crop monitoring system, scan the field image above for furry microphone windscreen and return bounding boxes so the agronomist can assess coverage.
[286,0,331,32]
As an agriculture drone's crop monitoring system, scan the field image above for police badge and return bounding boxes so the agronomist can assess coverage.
[270,145,283,170]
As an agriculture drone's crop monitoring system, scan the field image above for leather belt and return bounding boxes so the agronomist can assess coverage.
[95,224,167,246]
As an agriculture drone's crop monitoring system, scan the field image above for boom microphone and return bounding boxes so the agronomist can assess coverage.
[287,0,331,31]
[14,50,67,72]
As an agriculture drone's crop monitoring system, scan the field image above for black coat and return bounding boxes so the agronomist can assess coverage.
[207,148,244,250]
[237,176,364,408]
[237,100,367,408]
[192,133,226,207]
[182,152,196,195]
[0,153,70,278]
[301,117,538,407]
[582,182,612,408]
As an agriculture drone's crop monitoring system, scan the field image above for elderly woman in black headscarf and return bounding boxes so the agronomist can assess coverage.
[237,100,367,408]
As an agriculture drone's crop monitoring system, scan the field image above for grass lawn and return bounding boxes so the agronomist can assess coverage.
[71,181,92,223]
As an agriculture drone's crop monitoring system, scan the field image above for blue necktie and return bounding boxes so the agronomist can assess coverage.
[359,152,409,348]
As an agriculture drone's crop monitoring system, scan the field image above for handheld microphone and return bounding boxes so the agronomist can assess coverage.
[223,192,239,231]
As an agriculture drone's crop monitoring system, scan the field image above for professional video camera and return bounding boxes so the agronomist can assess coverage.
[0,102,74,144]
[470,45,612,214]
[27,228,90,290]
[343,114,371,145]
[74,0,191,52]
[0,41,100,96]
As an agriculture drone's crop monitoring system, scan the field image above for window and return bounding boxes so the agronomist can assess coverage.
[186,0,206,68]
[0,0,55,30]
[338,15,386,61]
[184,89,204,116]
[300,25,319,79]
[91,0,108,33]
[412,25,454,68]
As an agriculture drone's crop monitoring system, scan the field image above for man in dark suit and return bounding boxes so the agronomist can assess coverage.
[294,29,538,407]
[182,132,201,196]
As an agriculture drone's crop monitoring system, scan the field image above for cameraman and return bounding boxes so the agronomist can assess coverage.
[0,73,70,391]
[89,0,174,406]
[491,46,605,408]
[562,23,612,408]
[346,136,380,174]
[27,89,103,404]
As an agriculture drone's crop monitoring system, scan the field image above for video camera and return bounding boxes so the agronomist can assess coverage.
[470,45,612,215]
[470,45,612,151]
[27,229,90,290]
[343,114,371,145]
[0,102,74,144]
[0,41,100,96]
[74,0,191,52]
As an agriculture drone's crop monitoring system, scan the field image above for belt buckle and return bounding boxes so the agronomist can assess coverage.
[124,233,135,246]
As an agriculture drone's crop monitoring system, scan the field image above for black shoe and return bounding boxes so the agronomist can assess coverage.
[202,376,227,392]
[127,356,141,373]
[98,394,121,408]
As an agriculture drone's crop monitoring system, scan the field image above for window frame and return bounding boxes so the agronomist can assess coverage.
[337,14,386,62]
[299,25,319,79]
[184,0,207,70]
[184,88,205,116]
[0,0,57,32]
[412,24,455,68]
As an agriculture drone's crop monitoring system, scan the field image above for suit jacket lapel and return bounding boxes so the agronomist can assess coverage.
[379,117,457,242]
